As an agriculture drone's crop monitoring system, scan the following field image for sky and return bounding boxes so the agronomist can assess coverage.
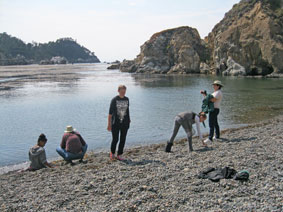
[0,0,240,62]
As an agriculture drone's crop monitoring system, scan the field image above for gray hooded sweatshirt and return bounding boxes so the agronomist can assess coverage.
[29,146,47,170]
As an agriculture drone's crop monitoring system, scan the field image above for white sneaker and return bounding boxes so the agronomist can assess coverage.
[213,136,217,141]
[204,138,212,145]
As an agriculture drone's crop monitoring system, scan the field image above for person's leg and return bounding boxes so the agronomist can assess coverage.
[111,126,120,154]
[209,111,216,140]
[65,152,81,161]
[165,117,181,152]
[81,144,88,156]
[56,146,67,160]
[169,118,181,144]
[117,127,128,156]
[187,133,193,152]
[77,144,88,162]
[214,109,220,138]
[56,146,75,164]
[181,122,193,152]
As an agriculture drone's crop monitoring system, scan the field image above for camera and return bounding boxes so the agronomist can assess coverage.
[201,90,207,95]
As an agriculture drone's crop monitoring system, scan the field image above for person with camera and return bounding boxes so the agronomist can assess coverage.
[201,80,223,145]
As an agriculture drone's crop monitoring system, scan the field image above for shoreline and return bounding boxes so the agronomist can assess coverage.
[0,116,282,211]
[0,123,252,175]
[0,117,276,175]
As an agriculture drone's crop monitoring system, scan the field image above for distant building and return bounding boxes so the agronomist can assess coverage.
[50,56,67,64]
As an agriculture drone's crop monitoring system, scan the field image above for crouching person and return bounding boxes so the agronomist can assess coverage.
[28,133,53,171]
[165,111,207,153]
[56,126,88,165]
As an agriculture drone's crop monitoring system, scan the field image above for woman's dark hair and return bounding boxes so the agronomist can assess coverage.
[38,133,47,144]
[216,84,222,90]
[199,112,207,119]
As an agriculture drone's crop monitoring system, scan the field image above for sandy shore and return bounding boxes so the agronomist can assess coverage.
[0,117,282,212]
[0,64,103,92]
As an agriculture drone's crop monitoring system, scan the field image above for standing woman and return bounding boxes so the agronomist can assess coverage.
[107,85,130,161]
[204,80,223,144]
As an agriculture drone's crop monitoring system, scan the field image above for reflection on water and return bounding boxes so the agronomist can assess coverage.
[0,63,283,167]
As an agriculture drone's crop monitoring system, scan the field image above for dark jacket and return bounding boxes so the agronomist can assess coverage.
[202,94,214,113]
[198,167,237,182]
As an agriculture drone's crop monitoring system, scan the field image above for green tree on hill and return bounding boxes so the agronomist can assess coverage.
[0,33,100,65]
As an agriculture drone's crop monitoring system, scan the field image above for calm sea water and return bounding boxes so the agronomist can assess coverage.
[0,63,283,168]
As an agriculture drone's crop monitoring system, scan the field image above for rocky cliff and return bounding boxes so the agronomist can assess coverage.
[121,0,283,76]
[120,26,210,74]
[206,0,283,76]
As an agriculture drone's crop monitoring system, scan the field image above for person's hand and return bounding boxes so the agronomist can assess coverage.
[200,90,207,96]
[107,125,112,132]
[47,163,55,168]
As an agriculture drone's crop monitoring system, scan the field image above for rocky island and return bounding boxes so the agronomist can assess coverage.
[120,0,283,77]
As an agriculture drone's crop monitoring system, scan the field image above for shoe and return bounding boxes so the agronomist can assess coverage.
[110,152,116,160]
[204,138,212,145]
[165,142,173,153]
[213,136,220,141]
[66,160,75,166]
[117,155,125,161]
[79,159,87,164]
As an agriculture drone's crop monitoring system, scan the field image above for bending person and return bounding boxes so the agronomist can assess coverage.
[165,111,207,153]
[56,126,88,165]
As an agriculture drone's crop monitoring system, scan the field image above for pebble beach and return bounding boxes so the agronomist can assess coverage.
[0,117,282,212]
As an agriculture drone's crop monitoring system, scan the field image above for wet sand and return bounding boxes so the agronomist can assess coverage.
[0,64,100,91]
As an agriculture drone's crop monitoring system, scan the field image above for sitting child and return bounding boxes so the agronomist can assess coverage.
[28,133,53,171]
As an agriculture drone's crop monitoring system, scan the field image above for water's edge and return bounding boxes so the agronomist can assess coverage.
[0,122,262,175]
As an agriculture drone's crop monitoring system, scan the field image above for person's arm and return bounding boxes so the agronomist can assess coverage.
[210,97,217,102]
[210,92,219,103]
[108,98,115,131]
[44,161,53,168]
[128,98,131,123]
[40,150,53,168]
[107,114,112,131]
[60,135,66,149]
[77,133,86,146]
[195,116,203,140]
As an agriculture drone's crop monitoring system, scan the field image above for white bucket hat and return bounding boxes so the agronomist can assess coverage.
[65,125,75,133]
[212,80,224,87]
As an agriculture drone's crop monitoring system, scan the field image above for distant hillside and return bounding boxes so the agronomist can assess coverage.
[0,33,100,65]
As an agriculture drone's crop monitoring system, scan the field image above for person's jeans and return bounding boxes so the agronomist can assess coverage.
[209,108,220,140]
[111,125,128,155]
[169,116,193,151]
[56,144,88,161]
